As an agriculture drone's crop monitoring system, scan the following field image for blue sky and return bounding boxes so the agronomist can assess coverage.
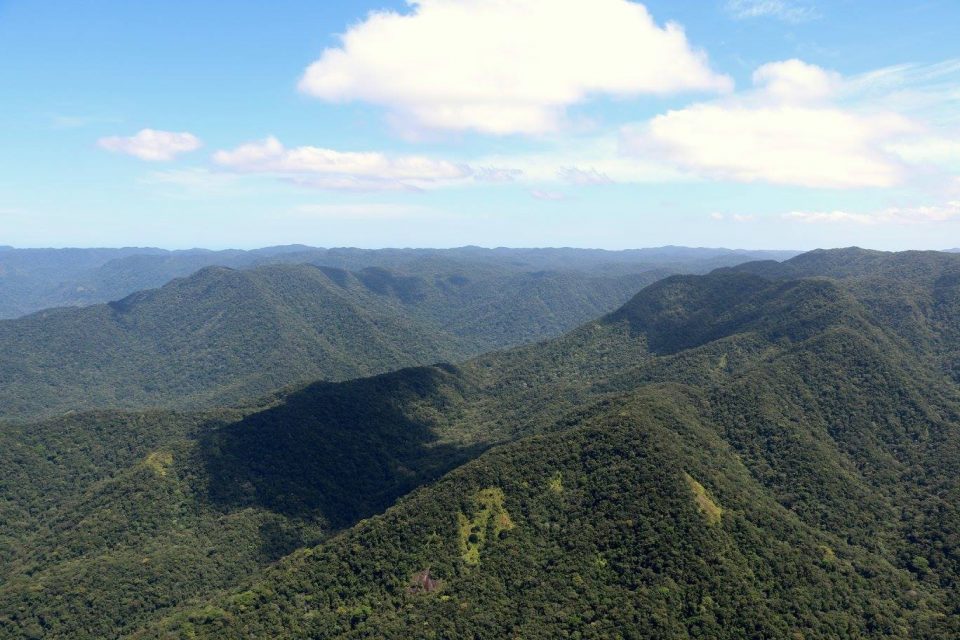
[1,0,958,250]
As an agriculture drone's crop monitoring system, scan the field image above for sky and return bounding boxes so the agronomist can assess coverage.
[1,0,959,251]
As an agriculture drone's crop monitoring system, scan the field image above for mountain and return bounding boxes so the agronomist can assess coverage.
[0,246,797,319]
[0,260,668,421]
[4,248,960,638]
[724,247,960,382]
[0,264,451,421]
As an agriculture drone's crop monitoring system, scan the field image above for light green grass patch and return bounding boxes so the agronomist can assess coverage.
[142,451,174,477]
[548,471,563,494]
[458,488,514,566]
[685,473,722,525]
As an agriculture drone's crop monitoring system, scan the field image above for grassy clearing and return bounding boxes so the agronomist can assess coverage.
[685,473,722,525]
[142,451,174,477]
[458,488,514,566]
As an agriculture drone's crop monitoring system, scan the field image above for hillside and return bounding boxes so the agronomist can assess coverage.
[0,260,671,422]
[725,248,960,381]
[0,246,797,319]
[0,264,457,420]
[4,249,960,638]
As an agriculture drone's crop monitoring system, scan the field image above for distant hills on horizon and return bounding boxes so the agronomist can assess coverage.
[0,245,807,422]
[0,244,799,320]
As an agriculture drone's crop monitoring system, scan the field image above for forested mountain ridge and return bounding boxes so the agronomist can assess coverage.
[5,249,960,638]
[0,261,666,422]
[724,247,960,381]
[0,264,454,421]
[0,245,797,319]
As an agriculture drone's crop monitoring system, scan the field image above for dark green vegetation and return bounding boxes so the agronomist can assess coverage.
[0,245,796,319]
[0,247,794,422]
[5,248,960,638]
[0,260,657,422]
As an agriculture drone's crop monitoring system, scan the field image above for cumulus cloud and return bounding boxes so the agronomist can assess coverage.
[622,59,917,188]
[784,201,960,225]
[886,138,960,166]
[630,105,912,188]
[98,129,202,161]
[752,59,840,103]
[298,0,731,135]
[213,136,471,191]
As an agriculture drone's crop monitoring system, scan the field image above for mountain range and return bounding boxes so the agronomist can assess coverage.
[0,247,795,422]
[4,248,960,638]
[0,245,797,320]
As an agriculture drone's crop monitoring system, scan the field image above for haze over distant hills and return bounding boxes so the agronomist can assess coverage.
[0,245,797,320]
[4,248,960,638]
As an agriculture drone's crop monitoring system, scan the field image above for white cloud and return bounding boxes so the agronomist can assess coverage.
[213,136,471,191]
[298,0,731,135]
[784,201,960,225]
[841,61,960,172]
[98,129,202,161]
[752,59,840,103]
[621,59,917,188]
[629,105,912,188]
[725,0,817,22]
[886,138,960,166]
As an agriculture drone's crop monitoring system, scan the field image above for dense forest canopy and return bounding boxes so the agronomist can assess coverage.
[3,248,960,638]
[0,247,797,422]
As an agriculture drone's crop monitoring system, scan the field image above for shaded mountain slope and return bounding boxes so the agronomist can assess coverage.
[0,367,493,639]
[136,388,956,640]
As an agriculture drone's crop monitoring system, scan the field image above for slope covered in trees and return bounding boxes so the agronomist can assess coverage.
[4,249,960,638]
[0,260,664,421]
